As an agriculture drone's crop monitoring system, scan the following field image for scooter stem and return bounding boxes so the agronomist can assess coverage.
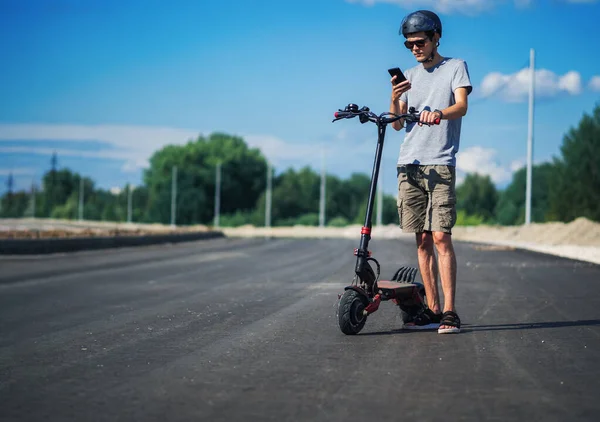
[355,122,387,277]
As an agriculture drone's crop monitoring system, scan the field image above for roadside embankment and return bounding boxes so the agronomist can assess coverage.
[221,217,600,265]
[2,217,598,265]
[0,218,224,254]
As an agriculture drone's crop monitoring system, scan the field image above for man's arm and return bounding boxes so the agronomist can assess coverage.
[391,98,408,131]
[440,86,469,119]
[420,86,469,125]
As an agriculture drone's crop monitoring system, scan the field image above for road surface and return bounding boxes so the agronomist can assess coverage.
[1,237,599,421]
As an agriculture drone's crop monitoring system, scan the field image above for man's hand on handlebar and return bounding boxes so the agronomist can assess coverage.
[391,79,411,103]
[419,109,442,126]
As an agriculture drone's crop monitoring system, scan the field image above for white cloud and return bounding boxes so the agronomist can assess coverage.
[455,152,554,186]
[345,0,593,14]
[109,187,122,195]
[244,132,383,177]
[589,76,600,91]
[0,123,347,176]
[346,0,496,14]
[0,124,201,172]
[0,123,199,149]
[0,145,145,172]
[456,146,513,184]
[510,159,525,172]
[557,71,583,95]
[480,68,583,102]
[244,134,319,163]
[0,123,547,191]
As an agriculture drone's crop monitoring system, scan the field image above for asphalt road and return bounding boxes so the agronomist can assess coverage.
[1,237,599,422]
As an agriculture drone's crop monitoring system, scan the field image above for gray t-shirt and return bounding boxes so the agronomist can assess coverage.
[398,57,472,166]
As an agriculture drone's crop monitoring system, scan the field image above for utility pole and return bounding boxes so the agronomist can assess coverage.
[525,48,535,225]
[4,172,14,215]
[31,180,36,219]
[6,172,14,194]
[171,166,177,227]
[127,183,133,223]
[78,177,84,221]
[49,152,58,218]
[214,162,221,228]
[265,162,272,229]
[319,149,326,228]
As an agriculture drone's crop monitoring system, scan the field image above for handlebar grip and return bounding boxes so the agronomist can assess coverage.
[434,117,441,125]
[334,111,351,118]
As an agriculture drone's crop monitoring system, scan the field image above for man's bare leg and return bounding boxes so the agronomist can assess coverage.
[432,231,457,330]
[416,231,441,314]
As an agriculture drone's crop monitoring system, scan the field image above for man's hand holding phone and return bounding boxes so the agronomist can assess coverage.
[389,67,411,103]
[391,79,411,103]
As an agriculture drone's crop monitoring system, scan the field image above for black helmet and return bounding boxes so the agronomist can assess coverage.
[400,10,442,38]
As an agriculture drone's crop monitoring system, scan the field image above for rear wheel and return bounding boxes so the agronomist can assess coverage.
[338,289,369,335]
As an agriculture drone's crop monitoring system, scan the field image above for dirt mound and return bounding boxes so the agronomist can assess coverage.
[0,218,212,239]
[452,217,600,247]
[221,217,600,247]
[2,217,599,247]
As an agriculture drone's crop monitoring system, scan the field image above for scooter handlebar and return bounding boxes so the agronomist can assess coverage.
[333,104,440,126]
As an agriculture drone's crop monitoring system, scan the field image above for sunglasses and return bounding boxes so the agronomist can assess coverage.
[404,38,428,50]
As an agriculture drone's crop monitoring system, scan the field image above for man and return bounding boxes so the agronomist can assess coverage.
[389,10,472,334]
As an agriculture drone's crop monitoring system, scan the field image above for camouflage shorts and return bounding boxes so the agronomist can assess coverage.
[397,164,457,234]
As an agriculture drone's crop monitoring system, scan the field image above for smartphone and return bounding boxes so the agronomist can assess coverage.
[388,67,407,84]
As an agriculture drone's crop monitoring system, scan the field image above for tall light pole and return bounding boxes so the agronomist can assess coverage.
[127,183,133,223]
[78,177,84,221]
[265,162,272,228]
[319,149,326,228]
[525,48,535,225]
[31,178,36,219]
[214,162,221,228]
[171,166,177,227]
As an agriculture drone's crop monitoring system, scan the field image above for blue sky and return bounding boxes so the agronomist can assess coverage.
[1,0,599,196]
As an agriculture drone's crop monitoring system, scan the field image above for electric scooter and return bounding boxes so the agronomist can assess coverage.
[332,103,440,335]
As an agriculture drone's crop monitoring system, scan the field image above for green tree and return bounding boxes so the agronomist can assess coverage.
[49,175,96,220]
[267,166,320,225]
[548,104,600,222]
[40,168,79,217]
[354,193,399,226]
[495,163,555,225]
[0,191,29,218]
[456,210,485,226]
[380,194,400,225]
[456,173,498,223]
[144,133,268,225]
[326,173,371,224]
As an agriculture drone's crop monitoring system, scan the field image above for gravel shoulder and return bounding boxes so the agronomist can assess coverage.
[1,217,598,265]
[221,217,600,266]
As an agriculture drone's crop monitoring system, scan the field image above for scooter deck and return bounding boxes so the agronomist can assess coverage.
[376,280,421,301]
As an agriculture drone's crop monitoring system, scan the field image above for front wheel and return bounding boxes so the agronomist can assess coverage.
[338,289,369,335]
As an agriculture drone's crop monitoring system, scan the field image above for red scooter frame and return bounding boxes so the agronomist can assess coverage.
[333,104,440,335]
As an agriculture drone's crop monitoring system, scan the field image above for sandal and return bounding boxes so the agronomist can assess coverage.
[403,308,442,330]
[438,311,461,334]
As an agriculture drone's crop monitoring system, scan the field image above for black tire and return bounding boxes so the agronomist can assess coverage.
[399,284,427,324]
[338,289,369,335]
